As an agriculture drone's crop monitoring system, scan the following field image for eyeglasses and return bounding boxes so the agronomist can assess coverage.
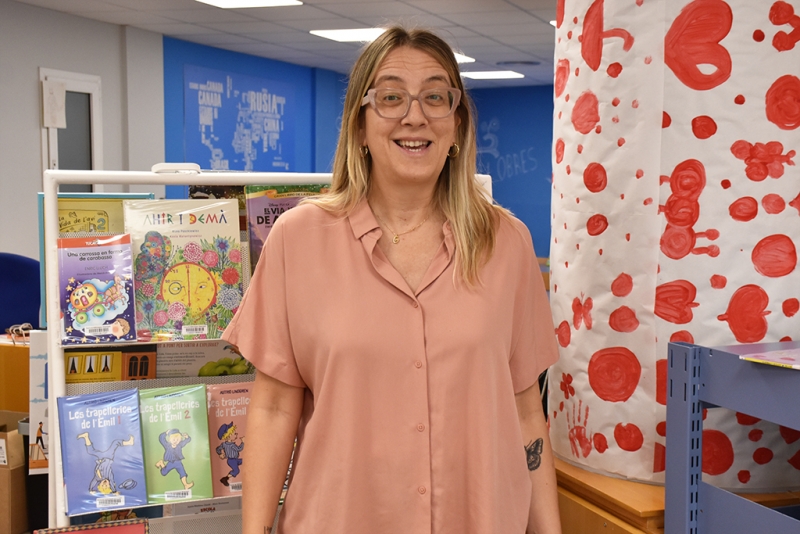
[361,87,461,119]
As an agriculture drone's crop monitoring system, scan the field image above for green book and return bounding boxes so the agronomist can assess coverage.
[139,384,212,503]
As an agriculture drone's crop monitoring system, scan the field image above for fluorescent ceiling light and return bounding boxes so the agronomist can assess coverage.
[310,28,387,42]
[550,20,557,27]
[454,52,475,64]
[461,70,524,80]
[195,0,302,6]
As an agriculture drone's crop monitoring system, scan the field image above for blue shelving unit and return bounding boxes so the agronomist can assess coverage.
[665,341,800,534]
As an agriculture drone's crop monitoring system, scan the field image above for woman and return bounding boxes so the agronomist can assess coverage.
[222,26,561,534]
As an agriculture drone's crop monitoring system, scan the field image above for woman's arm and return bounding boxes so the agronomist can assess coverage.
[243,370,305,534]
[515,381,562,534]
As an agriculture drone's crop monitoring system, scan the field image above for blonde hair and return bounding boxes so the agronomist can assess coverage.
[306,26,507,285]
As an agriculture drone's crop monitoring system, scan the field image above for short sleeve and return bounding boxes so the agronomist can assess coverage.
[221,218,307,388]
[507,220,559,394]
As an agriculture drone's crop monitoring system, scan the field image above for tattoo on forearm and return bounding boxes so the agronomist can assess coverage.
[525,438,543,471]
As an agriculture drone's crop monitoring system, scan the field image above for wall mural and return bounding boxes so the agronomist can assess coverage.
[549,0,800,488]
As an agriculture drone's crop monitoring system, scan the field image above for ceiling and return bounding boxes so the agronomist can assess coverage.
[14,0,558,88]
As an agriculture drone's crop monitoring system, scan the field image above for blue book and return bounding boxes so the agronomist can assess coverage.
[57,389,147,516]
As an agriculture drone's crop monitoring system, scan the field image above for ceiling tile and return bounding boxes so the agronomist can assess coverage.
[321,2,425,17]
[72,9,176,25]
[442,10,539,26]
[354,13,453,28]
[236,4,341,21]
[105,0,204,9]
[136,22,223,35]
[200,20,291,33]
[404,0,517,15]
[178,33,261,46]
[15,0,127,12]
[153,8,253,23]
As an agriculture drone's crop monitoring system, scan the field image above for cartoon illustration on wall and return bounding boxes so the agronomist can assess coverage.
[156,428,194,490]
[77,432,138,495]
[215,422,245,487]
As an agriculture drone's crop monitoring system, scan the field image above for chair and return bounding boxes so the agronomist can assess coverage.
[0,252,41,332]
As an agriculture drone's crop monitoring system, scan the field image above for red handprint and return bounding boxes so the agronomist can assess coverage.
[567,400,593,458]
[770,1,800,52]
[731,140,796,181]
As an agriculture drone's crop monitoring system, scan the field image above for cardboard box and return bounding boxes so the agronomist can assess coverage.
[0,411,29,534]
[0,344,30,412]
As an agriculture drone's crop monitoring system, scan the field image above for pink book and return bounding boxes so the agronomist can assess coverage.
[206,382,251,496]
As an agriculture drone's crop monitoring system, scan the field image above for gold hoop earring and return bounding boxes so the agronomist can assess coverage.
[448,143,460,158]
[360,146,369,158]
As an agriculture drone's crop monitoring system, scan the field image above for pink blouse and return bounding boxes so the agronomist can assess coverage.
[222,199,558,533]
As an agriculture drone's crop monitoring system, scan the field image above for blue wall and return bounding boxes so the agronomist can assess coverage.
[162,37,346,197]
[471,85,554,257]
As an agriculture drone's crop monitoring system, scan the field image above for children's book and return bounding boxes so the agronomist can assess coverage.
[206,382,251,496]
[188,186,247,232]
[29,330,49,474]
[56,389,147,516]
[65,351,123,384]
[58,235,136,345]
[244,184,328,274]
[121,349,157,381]
[123,199,243,342]
[139,385,212,503]
[156,340,253,379]
[740,348,800,370]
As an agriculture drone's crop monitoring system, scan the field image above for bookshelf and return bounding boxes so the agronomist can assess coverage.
[665,341,800,534]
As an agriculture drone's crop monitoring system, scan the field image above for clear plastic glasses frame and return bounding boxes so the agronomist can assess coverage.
[361,87,462,119]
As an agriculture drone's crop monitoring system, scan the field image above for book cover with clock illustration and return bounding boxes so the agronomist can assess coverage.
[123,199,243,342]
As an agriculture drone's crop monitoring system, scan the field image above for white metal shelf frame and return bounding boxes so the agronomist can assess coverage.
[43,167,493,527]
[43,167,333,527]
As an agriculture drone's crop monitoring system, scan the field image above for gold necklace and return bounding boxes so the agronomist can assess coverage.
[372,208,430,244]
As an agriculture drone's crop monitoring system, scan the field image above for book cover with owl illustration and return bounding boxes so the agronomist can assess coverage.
[123,199,243,342]
[58,234,137,345]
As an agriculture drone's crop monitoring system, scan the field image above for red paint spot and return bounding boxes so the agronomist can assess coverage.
[573,16,578,24]
[721,179,731,189]
[710,274,727,289]
[556,0,565,27]
[749,429,764,441]
[763,194,786,214]
[754,448,774,465]
[790,450,800,470]
[643,198,653,206]
[644,55,652,64]
[595,125,602,134]
[753,29,765,42]
[656,421,667,437]
[670,330,694,343]
[702,429,734,476]
[566,165,571,175]
[738,470,751,483]
[555,138,565,163]
[586,214,609,236]
[581,0,635,71]
[584,162,608,193]
[626,233,631,241]
[614,423,644,452]
[617,137,626,147]
[565,94,570,102]
[555,59,570,97]
[735,94,745,104]
[770,2,800,52]
[654,442,666,472]
[611,273,633,297]
[766,75,800,130]
[609,306,639,333]
[655,280,699,324]
[636,169,644,179]
[575,67,580,76]
[588,346,641,402]
[558,111,562,119]
[736,412,761,425]
[577,144,584,153]
[665,0,733,90]
[572,295,593,330]
[607,62,623,77]
[663,111,672,127]
[780,425,800,444]
[730,139,796,181]
[598,249,603,255]
[559,401,564,412]
[752,234,797,277]
[632,99,639,108]
[612,116,620,123]
[717,285,771,343]
[593,433,608,453]
[656,358,667,405]
[556,320,571,347]
[636,0,644,6]
[691,115,718,139]
[729,197,758,221]
[612,97,621,106]
[703,408,708,420]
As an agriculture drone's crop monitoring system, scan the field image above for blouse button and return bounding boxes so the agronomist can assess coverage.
[418,486,427,494]
[414,361,423,368]
[417,424,425,432]
[412,301,419,308]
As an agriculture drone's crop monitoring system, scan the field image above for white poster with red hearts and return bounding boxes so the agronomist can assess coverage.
[549,0,800,488]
